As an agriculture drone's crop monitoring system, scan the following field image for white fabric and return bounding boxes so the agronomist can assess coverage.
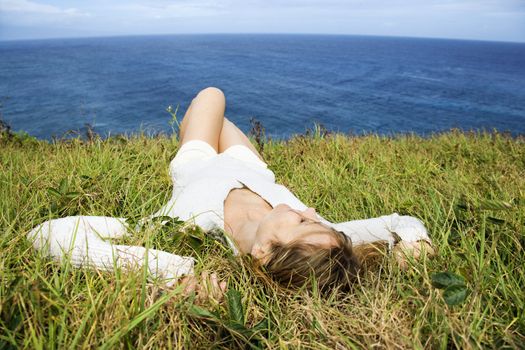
[28,140,432,286]
[152,140,432,249]
[27,216,194,286]
[170,140,267,170]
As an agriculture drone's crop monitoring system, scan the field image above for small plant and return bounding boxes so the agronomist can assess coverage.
[190,289,270,347]
[0,118,13,139]
[84,123,98,143]
[46,178,83,216]
[454,196,513,225]
[309,122,330,139]
[150,216,206,254]
[167,105,180,135]
[138,216,231,258]
[249,117,266,154]
[431,271,470,306]
[0,99,15,141]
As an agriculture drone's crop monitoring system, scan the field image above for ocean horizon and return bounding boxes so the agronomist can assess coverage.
[1,33,524,139]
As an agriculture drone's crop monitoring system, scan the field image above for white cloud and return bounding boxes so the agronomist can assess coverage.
[232,0,525,14]
[0,0,89,17]
[0,0,522,41]
[114,1,228,19]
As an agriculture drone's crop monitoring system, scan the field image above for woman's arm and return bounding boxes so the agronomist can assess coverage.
[322,213,432,248]
[27,216,195,286]
[324,214,434,266]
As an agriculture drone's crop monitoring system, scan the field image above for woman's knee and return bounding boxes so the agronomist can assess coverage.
[193,87,225,105]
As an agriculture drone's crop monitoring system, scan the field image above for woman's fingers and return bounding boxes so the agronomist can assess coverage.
[210,273,219,290]
[203,272,222,301]
[178,272,227,302]
[179,275,197,295]
[220,281,227,292]
[201,271,209,286]
[394,240,435,269]
[209,272,227,301]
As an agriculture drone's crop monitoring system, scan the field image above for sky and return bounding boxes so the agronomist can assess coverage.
[0,0,524,42]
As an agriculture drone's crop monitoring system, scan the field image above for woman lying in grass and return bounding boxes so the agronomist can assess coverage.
[28,87,434,298]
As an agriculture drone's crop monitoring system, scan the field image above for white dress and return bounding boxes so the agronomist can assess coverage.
[28,140,432,286]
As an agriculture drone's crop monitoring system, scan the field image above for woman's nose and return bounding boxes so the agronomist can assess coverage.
[302,207,318,220]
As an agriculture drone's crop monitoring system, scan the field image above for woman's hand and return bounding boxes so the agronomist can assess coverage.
[176,271,227,302]
[393,240,435,269]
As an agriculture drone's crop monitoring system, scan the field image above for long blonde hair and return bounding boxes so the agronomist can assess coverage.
[261,229,386,293]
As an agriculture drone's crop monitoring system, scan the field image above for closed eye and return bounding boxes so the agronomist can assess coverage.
[299,216,317,225]
[294,213,307,224]
[292,210,318,225]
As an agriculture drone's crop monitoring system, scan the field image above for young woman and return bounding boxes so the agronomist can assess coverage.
[28,87,434,298]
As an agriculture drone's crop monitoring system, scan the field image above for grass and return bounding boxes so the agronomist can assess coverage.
[0,127,524,349]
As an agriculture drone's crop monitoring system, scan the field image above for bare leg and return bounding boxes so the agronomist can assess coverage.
[178,87,226,151]
[218,118,264,161]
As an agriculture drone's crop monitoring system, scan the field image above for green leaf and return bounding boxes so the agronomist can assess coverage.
[478,199,512,211]
[224,321,255,339]
[224,320,249,332]
[455,197,470,211]
[226,289,244,325]
[443,285,469,306]
[251,317,269,333]
[456,198,513,212]
[431,272,466,289]
[189,305,217,319]
[487,216,506,225]
[150,216,184,227]
[47,187,62,198]
[188,235,204,252]
[59,178,68,194]
[65,191,82,199]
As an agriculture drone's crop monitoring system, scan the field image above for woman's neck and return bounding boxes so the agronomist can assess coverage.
[224,188,272,254]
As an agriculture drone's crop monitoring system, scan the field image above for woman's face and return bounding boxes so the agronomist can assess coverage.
[251,204,337,262]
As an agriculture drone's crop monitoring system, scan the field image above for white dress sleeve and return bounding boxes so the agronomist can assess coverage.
[27,216,195,286]
[322,213,432,248]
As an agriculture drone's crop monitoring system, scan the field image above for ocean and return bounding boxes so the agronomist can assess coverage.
[0,34,524,139]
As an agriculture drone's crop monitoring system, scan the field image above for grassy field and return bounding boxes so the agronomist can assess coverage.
[0,127,524,349]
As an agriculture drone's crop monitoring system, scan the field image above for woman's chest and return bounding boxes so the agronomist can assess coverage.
[224,187,271,208]
[224,187,272,221]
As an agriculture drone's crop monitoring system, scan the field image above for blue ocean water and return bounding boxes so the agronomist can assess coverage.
[0,34,524,139]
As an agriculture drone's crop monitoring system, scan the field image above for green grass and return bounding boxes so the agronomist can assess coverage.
[1,128,524,349]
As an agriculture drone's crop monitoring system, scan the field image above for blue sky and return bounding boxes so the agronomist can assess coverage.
[0,0,524,42]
